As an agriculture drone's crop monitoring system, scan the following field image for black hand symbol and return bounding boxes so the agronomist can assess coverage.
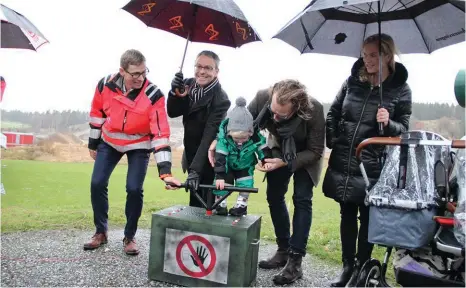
[190,245,209,267]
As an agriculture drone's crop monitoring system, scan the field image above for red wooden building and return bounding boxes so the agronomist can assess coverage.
[2,132,34,148]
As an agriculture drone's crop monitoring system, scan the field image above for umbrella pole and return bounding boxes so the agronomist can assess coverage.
[179,32,190,72]
[178,4,198,72]
[175,4,199,97]
[377,0,384,137]
[175,34,190,97]
[377,0,387,168]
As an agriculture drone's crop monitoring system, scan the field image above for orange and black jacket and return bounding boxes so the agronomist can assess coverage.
[88,73,172,178]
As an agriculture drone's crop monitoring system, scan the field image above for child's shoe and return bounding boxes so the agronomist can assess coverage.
[215,196,228,216]
[229,204,247,216]
[229,196,248,216]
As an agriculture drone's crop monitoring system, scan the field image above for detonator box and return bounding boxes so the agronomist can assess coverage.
[148,205,262,287]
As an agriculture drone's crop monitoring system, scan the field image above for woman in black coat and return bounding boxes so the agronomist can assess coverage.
[324,33,412,287]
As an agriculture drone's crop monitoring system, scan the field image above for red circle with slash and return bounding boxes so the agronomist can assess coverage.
[175,234,217,277]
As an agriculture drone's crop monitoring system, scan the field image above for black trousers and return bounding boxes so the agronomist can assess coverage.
[339,201,374,263]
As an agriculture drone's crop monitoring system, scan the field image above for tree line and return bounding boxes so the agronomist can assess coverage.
[1,102,464,134]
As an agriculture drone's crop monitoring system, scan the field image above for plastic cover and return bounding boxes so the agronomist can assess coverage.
[366,131,451,210]
[452,138,465,246]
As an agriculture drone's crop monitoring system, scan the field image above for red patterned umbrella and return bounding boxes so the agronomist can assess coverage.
[123,0,261,95]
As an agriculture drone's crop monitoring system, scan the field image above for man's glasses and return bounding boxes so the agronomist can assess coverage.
[194,64,214,72]
[125,68,149,79]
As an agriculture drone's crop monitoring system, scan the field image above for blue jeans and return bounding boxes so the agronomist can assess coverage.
[266,166,314,256]
[90,142,150,239]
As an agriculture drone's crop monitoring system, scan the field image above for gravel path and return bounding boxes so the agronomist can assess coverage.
[1,229,339,287]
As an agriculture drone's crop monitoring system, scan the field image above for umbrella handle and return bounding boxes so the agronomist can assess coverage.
[175,86,189,97]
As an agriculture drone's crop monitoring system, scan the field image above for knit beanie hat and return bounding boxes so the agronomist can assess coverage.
[227,97,254,133]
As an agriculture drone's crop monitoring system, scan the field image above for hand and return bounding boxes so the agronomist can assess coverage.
[264,163,273,170]
[263,158,287,172]
[171,72,184,93]
[89,149,97,160]
[256,161,268,172]
[377,108,389,127]
[190,246,208,267]
[185,170,200,192]
[163,176,181,190]
[215,179,225,190]
[208,139,218,167]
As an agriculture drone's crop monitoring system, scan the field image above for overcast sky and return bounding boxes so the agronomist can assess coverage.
[0,0,465,113]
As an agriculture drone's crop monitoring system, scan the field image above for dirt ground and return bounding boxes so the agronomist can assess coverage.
[1,132,329,167]
[1,133,184,167]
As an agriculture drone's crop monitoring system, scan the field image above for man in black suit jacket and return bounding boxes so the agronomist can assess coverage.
[167,50,231,207]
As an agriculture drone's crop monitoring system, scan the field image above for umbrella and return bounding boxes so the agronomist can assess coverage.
[0,4,48,51]
[273,0,465,135]
[123,0,261,95]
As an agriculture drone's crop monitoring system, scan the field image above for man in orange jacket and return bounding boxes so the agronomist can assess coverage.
[83,49,180,255]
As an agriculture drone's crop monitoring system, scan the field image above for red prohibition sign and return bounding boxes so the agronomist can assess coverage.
[176,235,217,278]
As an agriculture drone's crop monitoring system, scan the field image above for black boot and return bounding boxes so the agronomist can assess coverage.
[258,249,289,269]
[345,260,361,287]
[272,251,303,285]
[330,258,354,287]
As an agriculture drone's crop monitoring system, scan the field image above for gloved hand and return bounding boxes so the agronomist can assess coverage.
[185,170,200,192]
[171,72,184,93]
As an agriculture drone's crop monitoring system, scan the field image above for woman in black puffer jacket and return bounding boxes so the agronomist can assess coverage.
[324,33,412,287]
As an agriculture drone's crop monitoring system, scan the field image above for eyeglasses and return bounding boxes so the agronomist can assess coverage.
[194,64,214,72]
[124,68,149,79]
[268,104,292,121]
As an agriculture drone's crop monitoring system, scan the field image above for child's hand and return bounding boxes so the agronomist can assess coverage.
[216,179,225,190]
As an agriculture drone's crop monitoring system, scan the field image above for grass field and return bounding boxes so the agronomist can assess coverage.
[1,121,31,129]
[0,159,391,269]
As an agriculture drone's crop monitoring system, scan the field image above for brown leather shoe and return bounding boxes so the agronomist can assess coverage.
[123,237,140,256]
[83,233,108,250]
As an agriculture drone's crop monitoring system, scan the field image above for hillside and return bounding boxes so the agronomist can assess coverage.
[1,104,464,163]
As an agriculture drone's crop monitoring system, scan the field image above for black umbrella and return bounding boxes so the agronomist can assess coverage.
[123,0,261,96]
[0,4,48,51]
[274,0,465,135]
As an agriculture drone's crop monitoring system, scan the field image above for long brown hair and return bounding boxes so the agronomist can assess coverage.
[359,33,398,83]
[270,79,313,120]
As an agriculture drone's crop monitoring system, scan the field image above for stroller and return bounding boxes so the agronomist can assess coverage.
[354,131,465,287]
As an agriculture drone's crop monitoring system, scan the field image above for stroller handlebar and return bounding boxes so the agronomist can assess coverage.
[355,137,466,161]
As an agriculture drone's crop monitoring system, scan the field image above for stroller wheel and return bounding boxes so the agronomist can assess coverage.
[357,259,383,287]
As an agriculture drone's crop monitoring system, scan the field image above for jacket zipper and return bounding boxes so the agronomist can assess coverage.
[122,110,128,131]
[156,111,161,136]
[343,86,373,201]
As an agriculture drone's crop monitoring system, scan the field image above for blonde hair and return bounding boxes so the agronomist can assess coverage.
[359,33,398,83]
[229,131,252,138]
[270,79,313,120]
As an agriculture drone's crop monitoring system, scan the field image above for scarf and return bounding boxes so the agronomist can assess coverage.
[190,77,219,103]
[254,102,302,170]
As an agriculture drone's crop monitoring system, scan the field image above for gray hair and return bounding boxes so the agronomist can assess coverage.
[196,50,220,69]
[120,49,146,70]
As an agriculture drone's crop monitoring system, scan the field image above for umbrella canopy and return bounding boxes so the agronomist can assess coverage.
[122,0,261,48]
[273,0,465,57]
[0,4,48,51]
